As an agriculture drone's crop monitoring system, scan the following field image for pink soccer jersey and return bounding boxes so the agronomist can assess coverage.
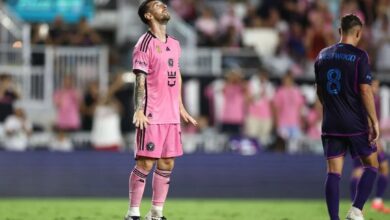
[132,31,181,124]
[273,87,304,127]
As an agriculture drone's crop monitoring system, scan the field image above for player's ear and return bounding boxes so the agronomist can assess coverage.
[144,12,153,22]
[356,28,362,39]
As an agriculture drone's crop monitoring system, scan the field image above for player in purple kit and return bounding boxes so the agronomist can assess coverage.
[350,79,390,214]
[314,14,379,220]
[124,1,197,220]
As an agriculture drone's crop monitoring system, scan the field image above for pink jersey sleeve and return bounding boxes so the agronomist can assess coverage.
[132,50,149,74]
[132,34,153,74]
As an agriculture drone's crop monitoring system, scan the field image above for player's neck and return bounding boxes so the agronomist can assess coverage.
[339,37,357,47]
[149,23,167,43]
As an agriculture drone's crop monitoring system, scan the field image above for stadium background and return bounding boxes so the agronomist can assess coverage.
[0,0,389,219]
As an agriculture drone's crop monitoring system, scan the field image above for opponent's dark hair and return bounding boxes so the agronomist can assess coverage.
[341,14,363,34]
[138,0,157,24]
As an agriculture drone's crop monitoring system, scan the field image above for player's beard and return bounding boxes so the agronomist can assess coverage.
[158,12,170,24]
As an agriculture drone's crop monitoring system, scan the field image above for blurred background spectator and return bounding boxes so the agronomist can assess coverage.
[53,74,81,132]
[220,69,248,136]
[244,68,274,148]
[3,105,32,151]
[91,95,123,152]
[0,74,20,124]
[80,81,100,131]
[273,73,305,153]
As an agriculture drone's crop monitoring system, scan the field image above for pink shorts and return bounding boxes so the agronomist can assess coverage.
[135,124,183,159]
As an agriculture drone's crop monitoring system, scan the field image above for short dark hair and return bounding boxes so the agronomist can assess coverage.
[341,14,363,34]
[138,0,156,24]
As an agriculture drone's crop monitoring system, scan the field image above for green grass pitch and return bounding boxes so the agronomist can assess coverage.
[0,198,387,220]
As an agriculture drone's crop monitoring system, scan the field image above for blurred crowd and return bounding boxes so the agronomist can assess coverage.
[31,16,102,47]
[169,0,390,74]
[0,72,134,152]
[2,66,387,155]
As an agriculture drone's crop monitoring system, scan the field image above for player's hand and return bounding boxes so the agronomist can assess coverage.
[369,121,380,145]
[133,110,149,130]
[180,108,198,126]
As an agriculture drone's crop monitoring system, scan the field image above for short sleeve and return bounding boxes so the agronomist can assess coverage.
[132,49,149,74]
[358,53,372,85]
[314,60,319,84]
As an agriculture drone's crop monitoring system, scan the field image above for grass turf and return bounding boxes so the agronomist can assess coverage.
[0,199,387,220]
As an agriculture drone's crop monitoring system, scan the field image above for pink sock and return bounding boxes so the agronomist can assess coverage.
[152,169,172,206]
[129,166,149,208]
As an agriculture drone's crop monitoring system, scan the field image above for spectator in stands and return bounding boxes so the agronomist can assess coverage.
[273,73,305,153]
[32,24,51,45]
[49,16,69,45]
[170,0,197,24]
[109,73,134,133]
[71,17,102,46]
[305,1,334,60]
[53,74,81,131]
[204,77,225,126]
[278,0,306,23]
[0,74,20,123]
[91,95,123,151]
[219,25,243,48]
[304,98,322,152]
[340,0,365,22]
[244,69,274,147]
[219,4,244,43]
[262,7,285,30]
[80,81,100,131]
[243,2,262,28]
[220,69,248,135]
[3,106,32,151]
[263,32,300,76]
[372,13,390,71]
[287,20,306,64]
[358,0,376,26]
[52,75,80,151]
[195,6,218,46]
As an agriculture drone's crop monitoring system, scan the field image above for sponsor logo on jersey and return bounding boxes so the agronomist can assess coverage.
[135,59,147,67]
[168,58,174,67]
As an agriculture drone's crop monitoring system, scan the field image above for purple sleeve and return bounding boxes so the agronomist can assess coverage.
[314,60,319,84]
[358,53,372,85]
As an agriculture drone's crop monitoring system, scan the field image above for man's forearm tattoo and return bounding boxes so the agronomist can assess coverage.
[134,73,146,111]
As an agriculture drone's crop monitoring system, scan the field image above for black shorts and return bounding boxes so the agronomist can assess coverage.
[321,133,377,159]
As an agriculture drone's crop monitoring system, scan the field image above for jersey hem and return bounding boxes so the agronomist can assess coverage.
[133,69,148,75]
[147,122,181,125]
[322,131,367,137]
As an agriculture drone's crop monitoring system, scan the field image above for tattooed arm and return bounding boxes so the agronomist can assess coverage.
[133,72,149,130]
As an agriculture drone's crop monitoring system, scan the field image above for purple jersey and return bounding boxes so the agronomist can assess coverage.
[315,43,372,136]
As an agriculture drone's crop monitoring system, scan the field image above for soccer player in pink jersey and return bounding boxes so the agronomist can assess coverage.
[124,1,197,220]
